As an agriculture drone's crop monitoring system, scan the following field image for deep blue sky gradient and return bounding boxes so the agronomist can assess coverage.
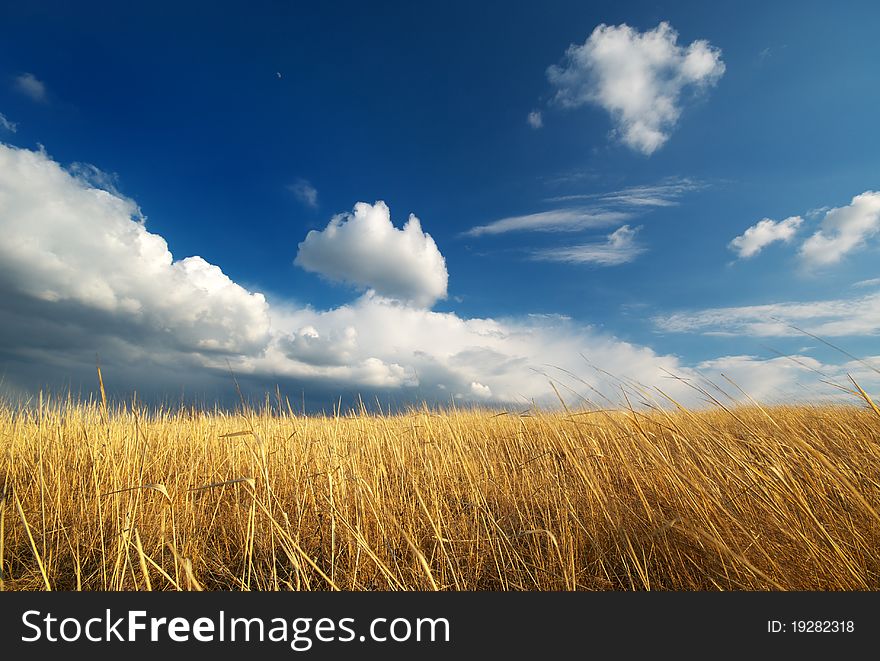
[1,0,878,368]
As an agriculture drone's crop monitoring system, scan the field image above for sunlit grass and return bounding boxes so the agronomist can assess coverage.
[2,385,879,590]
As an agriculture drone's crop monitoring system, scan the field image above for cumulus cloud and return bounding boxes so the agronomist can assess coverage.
[249,292,694,406]
[279,325,358,366]
[0,147,698,407]
[14,73,47,102]
[68,162,129,201]
[0,143,271,356]
[295,201,448,307]
[527,110,543,129]
[799,192,880,266]
[289,178,318,208]
[533,225,645,265]
[2,142,873,409]
[729,216,803,259]
[469,381,493,398]
[547,22,725,154]
[213,313,879,405]
[0,113,16,132]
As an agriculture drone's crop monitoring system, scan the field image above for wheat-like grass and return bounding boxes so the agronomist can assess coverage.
[1,391,879,590]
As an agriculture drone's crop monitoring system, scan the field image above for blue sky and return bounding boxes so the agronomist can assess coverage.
[1,1,879,408]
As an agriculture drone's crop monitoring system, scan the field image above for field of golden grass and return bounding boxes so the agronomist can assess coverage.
[2,389,879,591]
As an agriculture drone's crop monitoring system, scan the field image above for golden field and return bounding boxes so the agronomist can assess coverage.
[2,388,880,591]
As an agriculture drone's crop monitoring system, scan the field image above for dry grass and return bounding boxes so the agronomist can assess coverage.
[2,389,880,591]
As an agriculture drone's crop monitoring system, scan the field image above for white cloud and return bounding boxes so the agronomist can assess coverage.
[805,206,831,220]
[2,142,874,409]
[548,177,703,206]
[0,144,700,407]
[694,353,880,404]
[854,278,880,288]
[527,110,543,129]
[295,201,448,308]
[547,22,725,155]
[68,162,130,202]
[729,216,803,259]
[469,381,493,398]
[279,325,358,366]
[693,354,828,402]
[464,209,629,237]
[534,225,645,265]
[0,144,271,356]
[0,113,16,132]
[233,305,880,403]
[14,73,47,103]
[254,292,696,406]
[289,178,318,208]
[655,290,880,338]
[467,177,701,238]
[799,192,880,266]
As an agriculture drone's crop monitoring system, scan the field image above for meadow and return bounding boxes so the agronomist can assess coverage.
[2,381,879,591]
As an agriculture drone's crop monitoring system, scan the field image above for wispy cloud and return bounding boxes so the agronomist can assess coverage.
[655,290,880,338]
[854,278,880,288]
[533,225,645,266]
[288,178,318,208]
[465,177,700,238]
[69,162,128,200]
[463,209,629,237]
[729,216,803,259]
[0,112,16,132]
[527,110,543,129]
[14,72,47,103]
[540,169,600,188]
[545,177,702,206]
[546,22,725,155]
